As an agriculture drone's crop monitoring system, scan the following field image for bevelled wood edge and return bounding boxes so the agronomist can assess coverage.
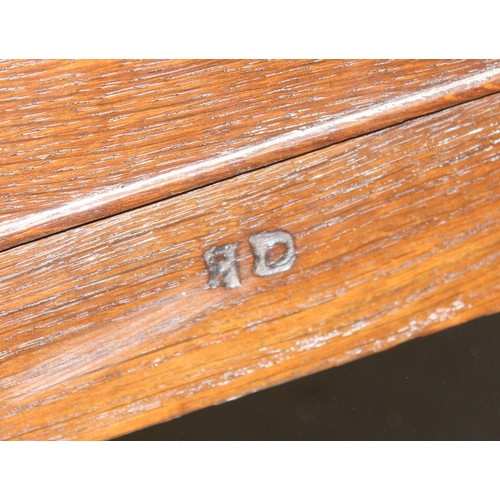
[1,94,499,440]
[1,60,500,252]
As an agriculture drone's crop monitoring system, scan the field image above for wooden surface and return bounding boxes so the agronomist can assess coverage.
[1,93,500,440]
[1,60,500,251]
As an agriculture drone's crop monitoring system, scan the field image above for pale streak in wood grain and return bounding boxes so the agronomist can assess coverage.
[1,60,500,251]
[1,95,500,440]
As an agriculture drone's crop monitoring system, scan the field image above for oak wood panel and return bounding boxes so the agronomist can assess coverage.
[2,59,500,252]
[1,94,500,440]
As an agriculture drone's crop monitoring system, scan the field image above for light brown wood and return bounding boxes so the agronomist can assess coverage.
[1,93,499,440]
[1,60,500,251]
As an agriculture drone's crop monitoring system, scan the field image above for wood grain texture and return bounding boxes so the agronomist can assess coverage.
[1,59,500,251]
[1,94,500,440]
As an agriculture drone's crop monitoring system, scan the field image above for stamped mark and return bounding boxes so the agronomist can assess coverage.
[203,230,296,288]
[249,230,296,277]
[203,243,241,289]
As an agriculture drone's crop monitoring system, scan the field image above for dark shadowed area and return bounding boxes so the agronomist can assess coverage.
[115,311,500,440]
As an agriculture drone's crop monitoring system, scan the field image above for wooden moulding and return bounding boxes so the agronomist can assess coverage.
[1,93,500,440]
[1,60,500,251]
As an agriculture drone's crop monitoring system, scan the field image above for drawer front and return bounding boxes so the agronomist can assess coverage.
[1,93,500,440]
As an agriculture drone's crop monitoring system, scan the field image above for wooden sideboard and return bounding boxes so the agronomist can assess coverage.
[1,60,499,440]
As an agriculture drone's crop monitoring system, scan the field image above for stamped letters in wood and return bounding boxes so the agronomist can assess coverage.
[203,243,242,289]
[203,230,296,288]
